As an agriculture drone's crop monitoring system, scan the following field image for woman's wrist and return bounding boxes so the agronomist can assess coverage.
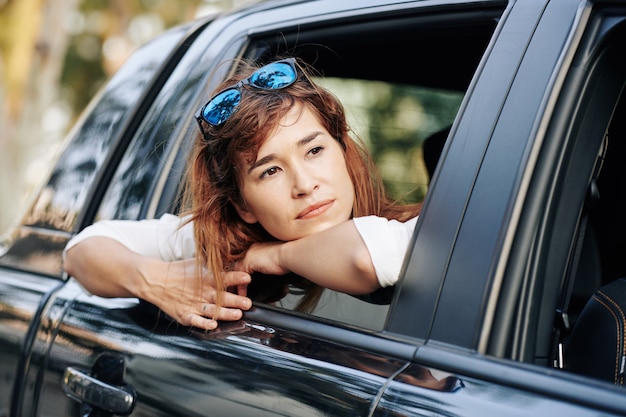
[131,254,167,303]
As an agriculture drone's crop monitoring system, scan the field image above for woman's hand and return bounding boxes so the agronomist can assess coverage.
[139,258,253,330]
[236,242,289,276]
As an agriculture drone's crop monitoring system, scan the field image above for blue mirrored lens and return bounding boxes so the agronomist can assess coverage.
[203,88,241,126]
[198,60,297,126]
[249,62,297,89]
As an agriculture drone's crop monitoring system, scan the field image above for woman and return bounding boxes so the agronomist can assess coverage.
[63,57,420,330]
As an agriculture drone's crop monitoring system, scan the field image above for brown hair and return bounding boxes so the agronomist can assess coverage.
[183,57,420,313]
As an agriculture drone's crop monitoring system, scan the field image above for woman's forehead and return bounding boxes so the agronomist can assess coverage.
[239,103,309,159]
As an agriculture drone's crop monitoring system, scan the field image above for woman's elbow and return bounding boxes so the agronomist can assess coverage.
[353,247,381,294]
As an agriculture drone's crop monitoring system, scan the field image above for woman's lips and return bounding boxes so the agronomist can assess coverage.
[297,200,334,219]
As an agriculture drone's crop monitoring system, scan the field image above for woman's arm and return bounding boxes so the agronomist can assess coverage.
[63,217,253,330]
[238,220,380,295]
[238,216,418,294]
[64,236,154,298]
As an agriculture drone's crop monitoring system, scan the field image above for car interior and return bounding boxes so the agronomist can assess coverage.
[540,16,626,387]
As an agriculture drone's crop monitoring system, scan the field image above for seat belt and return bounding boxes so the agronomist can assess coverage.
[552,134,607,368]
[552,187,592,368]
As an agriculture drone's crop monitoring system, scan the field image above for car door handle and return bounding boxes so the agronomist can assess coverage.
[62,366,136,415]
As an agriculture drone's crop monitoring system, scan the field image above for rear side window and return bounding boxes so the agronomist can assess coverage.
[0,24,194,277]
[26,24,193,233]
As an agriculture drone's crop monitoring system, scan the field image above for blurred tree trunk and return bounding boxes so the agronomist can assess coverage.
[0,0,77,233]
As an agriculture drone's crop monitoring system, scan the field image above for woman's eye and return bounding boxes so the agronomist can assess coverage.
[261,167,280,178]
[308,146,323,156]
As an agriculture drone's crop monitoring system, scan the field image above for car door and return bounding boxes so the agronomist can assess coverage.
[382,0,626,415]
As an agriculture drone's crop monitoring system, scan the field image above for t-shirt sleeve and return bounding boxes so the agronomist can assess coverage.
[63,213,196,262]
[352,215,418,287]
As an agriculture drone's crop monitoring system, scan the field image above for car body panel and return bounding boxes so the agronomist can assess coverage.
[429,0,586,346]
[388,0,552,339]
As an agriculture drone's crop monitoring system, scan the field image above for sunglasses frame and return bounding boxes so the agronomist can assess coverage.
[195,58,298,134]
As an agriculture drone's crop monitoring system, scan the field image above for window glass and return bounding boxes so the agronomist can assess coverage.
[22,24,191,231]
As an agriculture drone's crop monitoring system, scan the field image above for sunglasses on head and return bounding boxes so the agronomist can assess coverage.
[195,58,298,132]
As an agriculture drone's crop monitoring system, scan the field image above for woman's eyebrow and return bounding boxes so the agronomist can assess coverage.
[247,131,324,174]
[248,154,275,174]
[297,131,323,147]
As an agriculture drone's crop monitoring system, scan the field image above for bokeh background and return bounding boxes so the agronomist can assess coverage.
[0,0,259,233]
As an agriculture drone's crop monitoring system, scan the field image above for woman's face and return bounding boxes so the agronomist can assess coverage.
[236,104,355,241]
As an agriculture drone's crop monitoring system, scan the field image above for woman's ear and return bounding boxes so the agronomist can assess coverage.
[232,200,258,224]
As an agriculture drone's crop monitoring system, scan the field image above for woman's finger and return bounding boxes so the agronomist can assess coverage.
[199,301,244,321]
[221,270,251,287]
[187,313,218,331]
[220,290,252,310]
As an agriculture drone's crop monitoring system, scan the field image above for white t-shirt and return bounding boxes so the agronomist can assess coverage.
[64,214,417,287]
[353,215,417,287]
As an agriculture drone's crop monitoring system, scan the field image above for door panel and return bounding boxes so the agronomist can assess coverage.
[40,281,403,416]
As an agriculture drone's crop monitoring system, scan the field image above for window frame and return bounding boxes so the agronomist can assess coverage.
[488,6,626,368]
[149,1,505,335]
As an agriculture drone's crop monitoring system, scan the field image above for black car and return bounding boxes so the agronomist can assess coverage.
[2,0,626,415]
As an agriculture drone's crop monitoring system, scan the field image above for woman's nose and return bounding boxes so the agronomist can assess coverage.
[291,168,318,197]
